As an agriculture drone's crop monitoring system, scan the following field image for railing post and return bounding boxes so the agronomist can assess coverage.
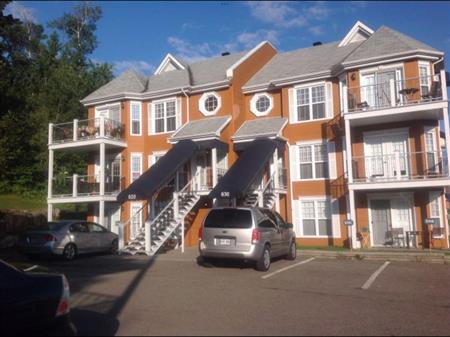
[145,220,151,255]
[100,143,105,196]
[395,152,401,180]
[48,123,54,145]
[345,119,354,183]
[440,69,448,101]
[181,216,185,253]
[212,147,218,188]
[100,116,105,138]
[273,149,279,190]
[48,149,54,199]
[72,174,78,197]
[118,222,124,253]
[389,79,396,107]
[173,191,179,219]
[258,191,264,207]
[73,119,78,141]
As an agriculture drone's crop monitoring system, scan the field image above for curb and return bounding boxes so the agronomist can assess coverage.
[298,250,450,264]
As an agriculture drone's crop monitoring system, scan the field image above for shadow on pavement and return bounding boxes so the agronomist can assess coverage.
[71,309,120,336]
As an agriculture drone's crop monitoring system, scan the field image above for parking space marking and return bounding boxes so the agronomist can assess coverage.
[262,257,315,280]
[361,261,390,290]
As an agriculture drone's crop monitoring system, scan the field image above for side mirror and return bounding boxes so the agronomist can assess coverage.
[286,223,294,229]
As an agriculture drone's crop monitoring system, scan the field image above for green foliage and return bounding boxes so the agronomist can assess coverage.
[0,1,113,196]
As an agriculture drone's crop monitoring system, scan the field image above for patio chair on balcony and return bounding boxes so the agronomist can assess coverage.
[421,81,439,102]
[387,228,406,248]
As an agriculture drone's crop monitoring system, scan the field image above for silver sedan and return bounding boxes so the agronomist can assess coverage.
[19,220,118,260]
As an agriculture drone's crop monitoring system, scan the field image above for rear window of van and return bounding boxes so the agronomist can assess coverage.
[204,209,253,229]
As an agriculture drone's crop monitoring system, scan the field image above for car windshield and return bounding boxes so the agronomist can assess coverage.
[204,209,253,229]
[34,221,69,231]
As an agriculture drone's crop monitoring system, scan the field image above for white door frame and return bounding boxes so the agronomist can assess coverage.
[367,192,415,247]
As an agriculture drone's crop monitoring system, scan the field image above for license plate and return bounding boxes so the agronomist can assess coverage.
[218,239,231,246]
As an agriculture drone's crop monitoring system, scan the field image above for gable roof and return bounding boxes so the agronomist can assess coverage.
[243,41,362,92]
[342,26,442,66]
[339,21,374,47]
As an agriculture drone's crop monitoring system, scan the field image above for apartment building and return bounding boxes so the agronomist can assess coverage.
[47,22,450,254]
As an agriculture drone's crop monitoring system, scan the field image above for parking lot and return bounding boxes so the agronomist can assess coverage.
[9,248,450,336]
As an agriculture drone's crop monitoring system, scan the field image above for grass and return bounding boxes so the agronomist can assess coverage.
[0,194,46,212]
[298,245,350,252]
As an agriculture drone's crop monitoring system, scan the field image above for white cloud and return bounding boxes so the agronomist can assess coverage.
[309,26,325,36]
[306,2,330,21]
[247,1,307,28]
[236,30,280,49]
[113,60,155,75]
[167,37,215,63]
[5,1,37,23]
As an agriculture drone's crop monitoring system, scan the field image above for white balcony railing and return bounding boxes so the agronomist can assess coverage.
[351,150,448,183]
[345,72,446,114]
[49,117,125,145]
[52,174,124,198]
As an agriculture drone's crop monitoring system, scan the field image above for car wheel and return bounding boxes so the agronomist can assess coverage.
[63,243,77,261]
[110,239,119,255]
[286,241,297,261]
[256,245,271,272]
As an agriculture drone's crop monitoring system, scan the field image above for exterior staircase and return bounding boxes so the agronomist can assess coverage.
[121,175,200,256]
[242,173,277,209]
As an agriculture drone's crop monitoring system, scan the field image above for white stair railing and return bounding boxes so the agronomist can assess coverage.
[254,172,276,207]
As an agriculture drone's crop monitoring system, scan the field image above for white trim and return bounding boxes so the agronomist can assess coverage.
[359,62,404,75]
[342,51,442,69]
[130,201,143,240]
[293,140,330,182]
[150,96,180,135]
[199,91,222,116]
[349,178,450,191]
[130,101,142,136]
[226,41,275,79]
[297,197,333,238]
[95,103,121,122]
[148,151,167,168]
[154,53,185,75]
[49,138,127,151]
[428,191,445,235]
[130,152,143,183]
[339,21,374,47]
[250,93,274,116]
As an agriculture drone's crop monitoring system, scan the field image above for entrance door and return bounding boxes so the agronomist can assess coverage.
[371,199,392,246]
[377,71,396,108]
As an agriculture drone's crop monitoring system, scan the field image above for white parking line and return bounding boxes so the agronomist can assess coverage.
[262,258,315,280]
[361,261,390,290]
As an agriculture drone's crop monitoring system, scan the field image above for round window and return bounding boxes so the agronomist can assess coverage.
[204,95,218,112]
[256,95,271,113]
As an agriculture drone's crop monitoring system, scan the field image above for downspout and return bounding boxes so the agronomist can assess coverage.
[181,88,191,123]
[432,57,444,73]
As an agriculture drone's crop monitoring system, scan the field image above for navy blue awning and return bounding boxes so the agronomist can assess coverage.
[117,139,228,203]
[209,138,284,200]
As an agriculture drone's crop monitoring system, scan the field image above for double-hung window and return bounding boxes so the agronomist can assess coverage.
[130,102,142,136]
[296,84,326,122]
[300,199,332,237]
[298,144,328,179]
[419,62,431,97]
[130,153,142,183]
[152,99,177,134]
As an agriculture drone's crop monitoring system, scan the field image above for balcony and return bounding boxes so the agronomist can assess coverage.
[50,174,124,203]
[193,167,228,194]
[349,151,450,190]
[49,117,127,151]
[344,71,448,126]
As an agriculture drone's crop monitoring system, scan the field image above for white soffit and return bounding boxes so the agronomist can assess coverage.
[339,21,374,47]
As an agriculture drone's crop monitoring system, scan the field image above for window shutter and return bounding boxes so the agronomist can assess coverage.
[331,198,341,238]
[147,102,152,135]
[289,144,299,182]
[326,81,334,118]
[176,97,182,129]
[288,88,296,123]
[292,199,301,237]
[327,141,337,180]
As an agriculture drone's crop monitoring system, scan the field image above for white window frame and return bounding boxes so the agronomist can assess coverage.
[130,202,143,239]
[419,60,431,96]
[296,141,329,181]
[148,151,167,168]
[199,91,221,116]
[298,197,332,238]
[130,101,142,136]
[150,97,179,135]
[250,93,273,116]
[292,81,330,124]
[130,153,142,183]
[95,103,121,122]
[428,191,444,236]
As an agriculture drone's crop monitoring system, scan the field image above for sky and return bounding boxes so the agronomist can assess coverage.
[5,1,450,77]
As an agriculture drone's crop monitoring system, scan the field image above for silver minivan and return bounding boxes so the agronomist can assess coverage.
[198,207,297,271]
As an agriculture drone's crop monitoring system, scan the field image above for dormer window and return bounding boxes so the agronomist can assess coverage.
[199,92,221,116]
[250,93,273,116]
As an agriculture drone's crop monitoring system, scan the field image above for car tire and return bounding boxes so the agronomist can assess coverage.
[286,241,297,261]
[63,243,77,261]
[110,239,119,255]
[256,245,271,272]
